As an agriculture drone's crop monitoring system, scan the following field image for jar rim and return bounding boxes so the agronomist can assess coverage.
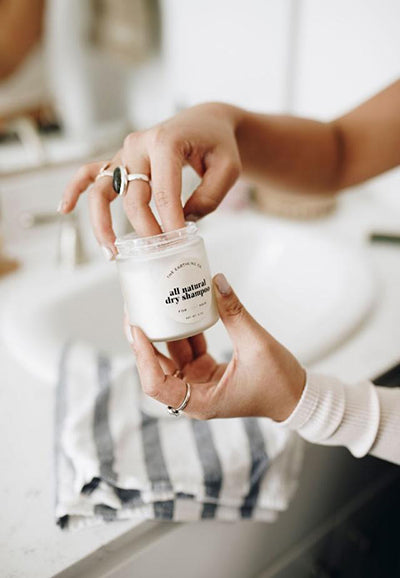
[115,221,198,257]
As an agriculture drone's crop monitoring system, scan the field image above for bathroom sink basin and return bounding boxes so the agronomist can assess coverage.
[2,211,376,385]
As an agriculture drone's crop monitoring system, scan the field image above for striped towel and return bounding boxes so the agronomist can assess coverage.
[55,342,304,530]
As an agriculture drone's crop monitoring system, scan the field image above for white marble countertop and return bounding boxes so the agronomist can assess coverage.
[1,189,400,578]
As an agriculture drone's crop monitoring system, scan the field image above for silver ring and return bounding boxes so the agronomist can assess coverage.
[167,382,191,417]
[112,165,151,196]
[95,162,113,181]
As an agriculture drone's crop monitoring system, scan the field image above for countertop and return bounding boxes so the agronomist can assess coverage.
[1,189,400,578]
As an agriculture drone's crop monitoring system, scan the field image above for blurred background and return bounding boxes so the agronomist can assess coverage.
[1,1,400,578]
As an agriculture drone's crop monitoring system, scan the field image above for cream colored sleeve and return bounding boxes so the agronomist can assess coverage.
[278,372,400,465]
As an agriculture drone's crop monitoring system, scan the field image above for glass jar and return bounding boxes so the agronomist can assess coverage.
[116,223,219,342]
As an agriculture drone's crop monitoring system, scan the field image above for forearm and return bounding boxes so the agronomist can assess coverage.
[235,110,342,194]
[229,79,400,195]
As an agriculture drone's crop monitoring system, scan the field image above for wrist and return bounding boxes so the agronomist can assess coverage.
[234,107,252,137]
[271,366,307,422]
[198,102,245,132]
[224,103,246,133]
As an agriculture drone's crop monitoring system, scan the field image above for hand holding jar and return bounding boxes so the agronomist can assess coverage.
[126,273,306,422]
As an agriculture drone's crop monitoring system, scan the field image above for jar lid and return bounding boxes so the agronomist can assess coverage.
[115,222,198,257]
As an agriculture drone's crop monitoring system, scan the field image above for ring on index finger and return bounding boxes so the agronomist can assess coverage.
[95,162,113,181]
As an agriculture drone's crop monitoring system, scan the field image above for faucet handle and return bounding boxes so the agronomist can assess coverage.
[58,212,87,269]
[19,210,63,229]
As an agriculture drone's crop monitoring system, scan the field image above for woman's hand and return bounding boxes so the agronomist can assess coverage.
[60,103,242,257]
[126,273,306,422]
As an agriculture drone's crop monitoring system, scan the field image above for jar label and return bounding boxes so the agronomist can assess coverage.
[162,257,213,324]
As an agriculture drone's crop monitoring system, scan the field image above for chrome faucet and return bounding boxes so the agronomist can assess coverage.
[20,210,88,269]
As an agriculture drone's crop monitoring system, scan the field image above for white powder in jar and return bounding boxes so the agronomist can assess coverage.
[116,223,219,341]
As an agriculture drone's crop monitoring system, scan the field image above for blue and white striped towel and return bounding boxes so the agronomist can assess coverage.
[55,342,304,530]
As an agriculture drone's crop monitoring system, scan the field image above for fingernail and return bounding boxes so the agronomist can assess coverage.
[132,326,140,343]
[101,246,115,261]
[130,326,141,351]
[214,273,231,295]
[57,200,65,214]
[185,214,199,222]
[124,321,135,346]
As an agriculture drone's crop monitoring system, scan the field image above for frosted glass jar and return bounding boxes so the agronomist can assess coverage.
[116,223,219,342]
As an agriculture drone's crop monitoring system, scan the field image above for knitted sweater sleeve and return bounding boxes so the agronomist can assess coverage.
[278,372,400,465]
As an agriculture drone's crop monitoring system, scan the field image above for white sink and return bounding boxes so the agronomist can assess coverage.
[2,211,376,385]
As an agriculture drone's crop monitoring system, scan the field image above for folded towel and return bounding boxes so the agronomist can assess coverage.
[55,342,304,529]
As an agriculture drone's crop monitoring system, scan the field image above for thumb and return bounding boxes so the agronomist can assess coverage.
[213,273,262,345]
[183,154,240,220]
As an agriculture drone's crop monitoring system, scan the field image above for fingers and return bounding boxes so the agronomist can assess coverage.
[150,145,186,231]
[87,146,160,252]
[183,151,241,220]
[188,333,207,357]
[131,326,200,413]
[67,153,121,256]
[125,317,178,374]
[167,339,193,369]
[88,177,118,256]
[151,344,177,375]
[213,273,263,345]
[167,333,207,369]
[61,161,106,213]
[121,142,161,237]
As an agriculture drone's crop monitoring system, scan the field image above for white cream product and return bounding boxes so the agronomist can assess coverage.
[115,223,219,342]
